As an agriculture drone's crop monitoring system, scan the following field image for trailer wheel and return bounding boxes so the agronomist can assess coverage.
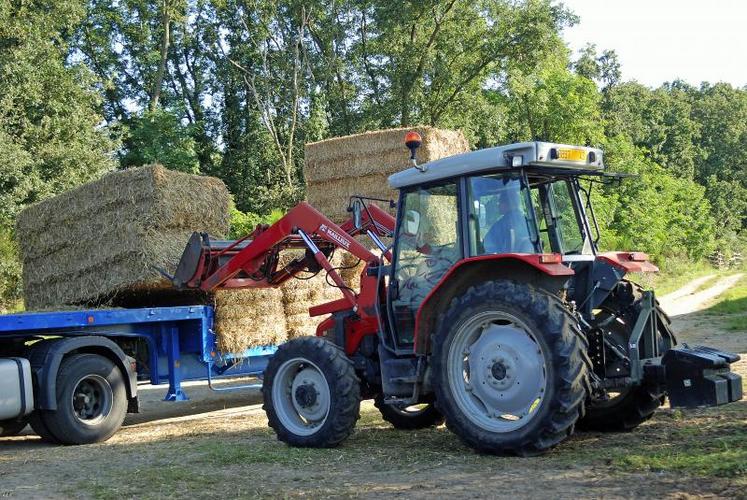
[263,337,360,448]
[374,395,443,430]
[40,353,127,445]
[0,417,27,437]
[432,280,590,456]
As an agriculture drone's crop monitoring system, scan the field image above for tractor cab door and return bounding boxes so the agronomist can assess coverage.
[389,181,461,346]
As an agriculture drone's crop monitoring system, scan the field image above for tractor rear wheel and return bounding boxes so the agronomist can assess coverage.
[263,337,360,448]
[374,394,443,430]
[432,280,590,456]
[577,280,665,431]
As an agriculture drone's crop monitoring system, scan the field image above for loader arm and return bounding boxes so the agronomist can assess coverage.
[172,201,395,316]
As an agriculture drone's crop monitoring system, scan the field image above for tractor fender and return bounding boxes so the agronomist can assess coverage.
[25,336,138,412]
[598,251,659,274]
[412,254,574,355]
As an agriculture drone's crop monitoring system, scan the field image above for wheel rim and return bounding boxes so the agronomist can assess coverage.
[71,374,113,426]
[272,358,331,436]
[447,310,547,433]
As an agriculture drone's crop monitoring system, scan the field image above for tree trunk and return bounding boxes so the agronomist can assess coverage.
[150,0,171,111]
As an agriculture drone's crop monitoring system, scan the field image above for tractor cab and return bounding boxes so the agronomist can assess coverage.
[386,141,612,346]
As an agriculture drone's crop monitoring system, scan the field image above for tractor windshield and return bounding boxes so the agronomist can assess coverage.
[528,175,594,255]
[548,180,592,255]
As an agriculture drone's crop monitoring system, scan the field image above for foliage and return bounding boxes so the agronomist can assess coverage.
[0,228,22,312]
[596,136,715,262]
[0,0,117,309]
[501,51,604,144]
[120,109,200,173]
[229,207,284,239]
[0,0,117,228]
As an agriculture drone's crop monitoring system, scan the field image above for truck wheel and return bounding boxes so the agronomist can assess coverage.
[374,394,444,430]
[29,411,61,443]
[432,280,590,456]
[263,337,360,448]
[40,354,127,445]
[0,417,27,437]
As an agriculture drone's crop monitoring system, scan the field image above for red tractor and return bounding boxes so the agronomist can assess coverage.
[173,134,741,455]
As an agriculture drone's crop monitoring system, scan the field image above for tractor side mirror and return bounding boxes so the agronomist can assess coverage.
[351,199,363,229]
[403,210,420,236]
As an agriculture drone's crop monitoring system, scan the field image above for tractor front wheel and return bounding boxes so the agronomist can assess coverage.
[432,280,590,456]
[263,337,360,448]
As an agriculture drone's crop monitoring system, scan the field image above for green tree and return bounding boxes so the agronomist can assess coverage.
[501,51,604,144]
[120,109,200,173]
[692,82,747,186]
[598,136,715,262]
[0,0,116,225]
[603,82,700,179]
[0,0,116,308]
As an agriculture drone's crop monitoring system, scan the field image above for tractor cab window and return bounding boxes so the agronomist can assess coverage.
[547,180,592,255]
[467,174,539,256]
[390,182,460,345]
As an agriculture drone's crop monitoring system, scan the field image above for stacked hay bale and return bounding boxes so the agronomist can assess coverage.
[280,251,364,339]
[15,165,287,352]
[304,127,469,223]
[16,165,231,308]
[213,288,287,353]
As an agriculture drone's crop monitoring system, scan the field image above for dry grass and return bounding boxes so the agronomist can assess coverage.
[16,165,231,309]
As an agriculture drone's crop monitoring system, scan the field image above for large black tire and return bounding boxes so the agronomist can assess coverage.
[578,385,665,432]
[374,394,444,430]
[0,417,28,437]
[263,337,361,448]
[29,411,61,443]
[39,353,128,445]
[432,280,591,456]
[578,280,665,432]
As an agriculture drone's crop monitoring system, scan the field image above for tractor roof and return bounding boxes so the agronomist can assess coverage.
[388,141,605,189]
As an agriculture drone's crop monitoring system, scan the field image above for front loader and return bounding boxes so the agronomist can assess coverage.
[172,134,742,455]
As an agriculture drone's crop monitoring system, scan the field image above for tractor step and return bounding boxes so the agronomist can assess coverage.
[663,345,742,408]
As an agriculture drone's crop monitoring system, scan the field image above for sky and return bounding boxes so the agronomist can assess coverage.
[561,0,747,88]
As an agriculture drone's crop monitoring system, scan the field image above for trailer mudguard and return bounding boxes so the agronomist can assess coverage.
[26,336,138,412]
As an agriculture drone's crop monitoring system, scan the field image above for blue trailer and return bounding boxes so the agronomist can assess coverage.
[0,305,275,444]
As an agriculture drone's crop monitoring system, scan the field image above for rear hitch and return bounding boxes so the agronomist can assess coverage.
[662,345,742,408]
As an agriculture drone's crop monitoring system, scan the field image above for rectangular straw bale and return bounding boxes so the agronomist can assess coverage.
[16,165,231,309]
[213,288,287,353]
[280,251,366,339]
[304,127,468,223]
[306,173,398,223]
[304,127,469,183]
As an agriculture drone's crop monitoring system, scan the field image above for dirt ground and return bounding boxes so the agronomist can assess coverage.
[0,275,745,499]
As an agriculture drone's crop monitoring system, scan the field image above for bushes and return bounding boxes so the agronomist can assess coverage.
[595,136,716,263]
[229,208,284,239]
[0,228,22,312]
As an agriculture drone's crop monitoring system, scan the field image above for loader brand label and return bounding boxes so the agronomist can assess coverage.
[320,224,351,249]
